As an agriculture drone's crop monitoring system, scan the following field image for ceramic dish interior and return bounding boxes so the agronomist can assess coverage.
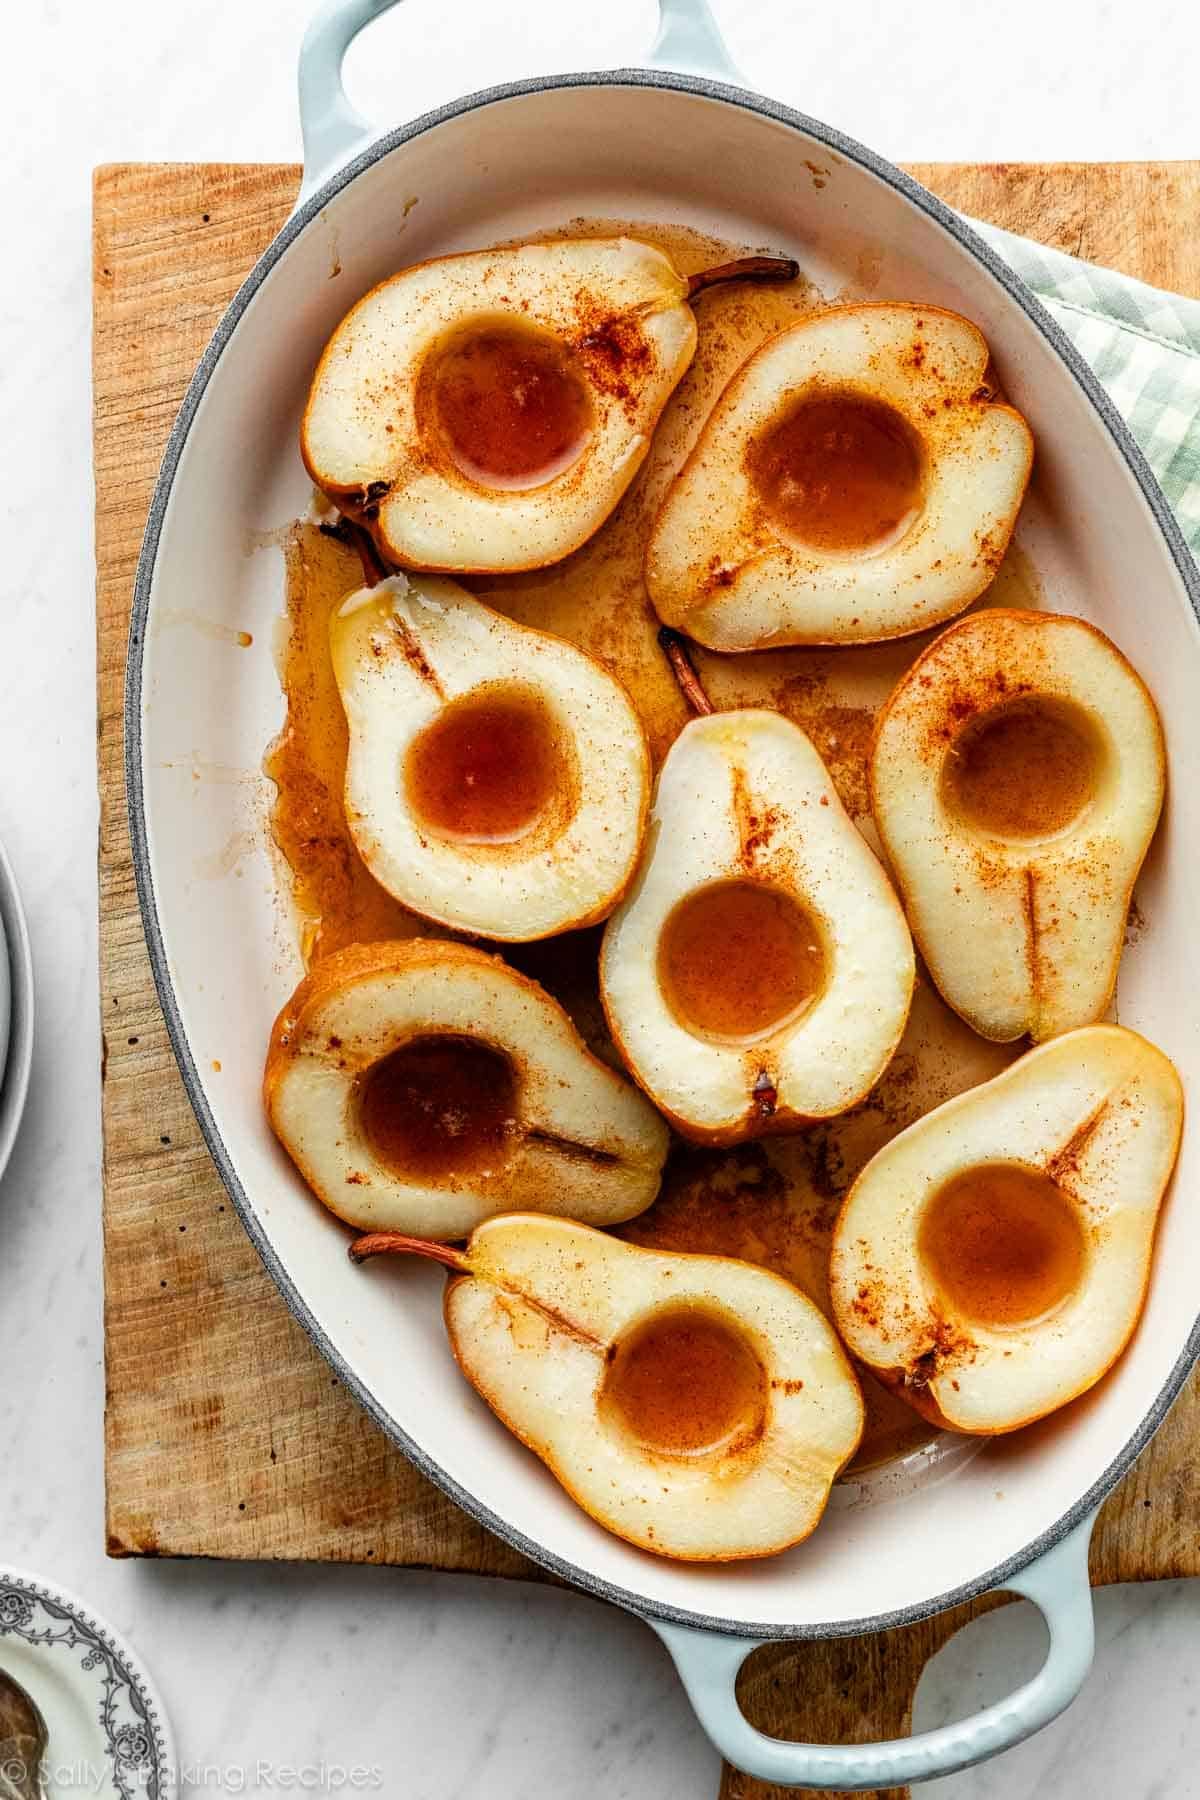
[130,74,1200,1639]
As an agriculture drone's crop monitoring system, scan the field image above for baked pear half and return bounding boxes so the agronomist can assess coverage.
[330,573,650,941]
[302,238,700,573]
[351,1215,865,1561]
[601,709,915,1144]
[647,303,1033,647]
[265,941,669,1240]
[830,1025,1183,1434]
[871,609,1165,1042]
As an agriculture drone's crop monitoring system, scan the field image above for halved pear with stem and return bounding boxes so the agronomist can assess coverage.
[265,941,669,1240]
[302,238,797,573]
[330,571,650,941]
[601,676,915,1144]
[351,1214,864,1561]
[647,303,1033,647]
[830,1025,1183,1434]
[871,609,1165,1042]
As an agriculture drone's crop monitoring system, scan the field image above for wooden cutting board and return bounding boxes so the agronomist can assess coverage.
[95,160,1200,1800]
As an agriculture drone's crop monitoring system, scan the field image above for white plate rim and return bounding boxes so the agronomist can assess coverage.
[0,833,33,1188]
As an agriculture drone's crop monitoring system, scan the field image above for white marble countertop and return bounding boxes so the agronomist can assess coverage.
[4,1,1200,1794]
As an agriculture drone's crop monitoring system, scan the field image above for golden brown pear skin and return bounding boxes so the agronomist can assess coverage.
[303,241,799,576]
[829,1025,1184,1434]
[868,608,1166,1042]
[645,303,1034,648]
[265,939,669,1238]
[351,1214,865,1561]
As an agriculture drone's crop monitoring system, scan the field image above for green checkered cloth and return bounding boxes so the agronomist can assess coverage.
[973,222,1200,561]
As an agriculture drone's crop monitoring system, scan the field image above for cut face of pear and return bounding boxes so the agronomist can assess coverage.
[871,609,1165,1042]
[264,941,669,1240]
[646,303,1033,648]
[600,710,915,1143]
[330,574,650,941]
[433,1215,864,1560]
[302,238,698,573]
[830,1025,1183,1433]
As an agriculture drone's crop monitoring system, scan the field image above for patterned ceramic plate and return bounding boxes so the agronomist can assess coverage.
[0,1572,174,1800]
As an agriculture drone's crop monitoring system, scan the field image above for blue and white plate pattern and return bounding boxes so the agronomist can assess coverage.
[0,1573,173,1800]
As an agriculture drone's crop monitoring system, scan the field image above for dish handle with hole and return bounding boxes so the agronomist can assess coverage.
[291,0,1101,1788]
[646,1510,1096,1789]
[295,0,742,205]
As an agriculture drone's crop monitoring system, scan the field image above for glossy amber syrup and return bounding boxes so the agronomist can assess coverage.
[944,696,1099,839]
[919,1161,1087,1329]
[358,1035,518,1179]
[658,880,825,1042]
[747,391,923,553]
[404,682,568,844]
[602,1305,767,1457]
[270,222,1045,1474]
[428,324,593,490]
[265,524,417,962]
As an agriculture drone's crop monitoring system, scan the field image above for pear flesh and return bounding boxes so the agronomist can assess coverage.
[870,608,1165,1042]
[330,573,650,941]
[830,1025,1183,1434]
[646,303,1033,648]
[302,238,698,573]
[423,1215,864,1561]
[264,941,669,1240]
[601,709,915,1143]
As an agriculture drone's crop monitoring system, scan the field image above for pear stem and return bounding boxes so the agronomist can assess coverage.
[348,1231,470,1272]
[686,254,800,300]
[658,626,715,717]
[319,514,390,588]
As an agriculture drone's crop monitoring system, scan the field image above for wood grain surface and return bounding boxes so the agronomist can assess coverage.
[94,160,1200,1800]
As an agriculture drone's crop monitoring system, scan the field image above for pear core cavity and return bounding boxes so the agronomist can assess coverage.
[747,390,924,555]
[919,1160,1087,1330]
[601,1304,768,1458]
[358,1034,518,1180]
[657,879,826,1043]
[426,322,594,491]
[943,694,1102,840]
[404,681,573,845]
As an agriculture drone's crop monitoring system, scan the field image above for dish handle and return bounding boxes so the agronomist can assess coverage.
[296,0,400,204]
[645,1509,1097,1792]
[646,0,745,84]
[296,0,745,205]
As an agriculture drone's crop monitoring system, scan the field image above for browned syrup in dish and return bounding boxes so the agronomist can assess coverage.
[359,1034,517,1179]
[266,523,417,963]
[847,1401,941,1472]
[919,1161,1087,1330]
[944,696,1099,839]
[269,221,1045,1477]
[748,392,923,553]
[602,1305,767,1457]
[658,880,825,1042]
[428,325,593,490]
[404,682,568,844]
